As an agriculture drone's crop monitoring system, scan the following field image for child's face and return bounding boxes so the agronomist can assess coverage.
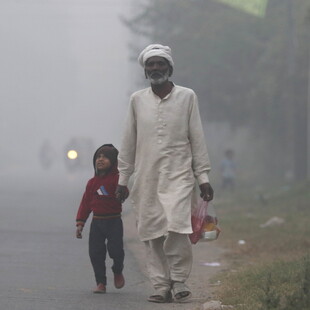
[95,153,111,174]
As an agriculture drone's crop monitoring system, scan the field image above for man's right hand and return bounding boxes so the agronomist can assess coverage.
[116,185,129,203]
[199,182,214,201]
[76,225,83,239]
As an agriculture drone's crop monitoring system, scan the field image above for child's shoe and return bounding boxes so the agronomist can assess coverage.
[93,283,106,294]
[114,273,125,289]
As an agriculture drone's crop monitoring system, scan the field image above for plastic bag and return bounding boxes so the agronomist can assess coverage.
[189,199,221,244]
[200,203,221,242]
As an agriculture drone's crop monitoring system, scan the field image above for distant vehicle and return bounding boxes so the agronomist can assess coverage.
[64,137,95,172]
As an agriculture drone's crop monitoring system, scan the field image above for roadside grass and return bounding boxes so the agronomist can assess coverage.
[213,182,310,309]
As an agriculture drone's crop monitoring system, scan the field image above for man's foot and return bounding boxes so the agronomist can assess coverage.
[147,290,172,303]
[172,282,192,302]
[93,283,106,294]
[114,273,125,289]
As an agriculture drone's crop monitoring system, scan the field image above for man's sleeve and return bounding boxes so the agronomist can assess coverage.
[118,97,137,186]
[188,91,211,185]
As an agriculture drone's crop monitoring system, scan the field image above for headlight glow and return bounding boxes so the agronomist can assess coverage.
[67,150,78,160]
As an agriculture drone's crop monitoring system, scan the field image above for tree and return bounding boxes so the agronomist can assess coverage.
[124,0,310,182]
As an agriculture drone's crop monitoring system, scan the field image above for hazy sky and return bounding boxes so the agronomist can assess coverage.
[0,0,133,173]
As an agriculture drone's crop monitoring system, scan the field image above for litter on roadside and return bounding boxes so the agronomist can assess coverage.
[199,261,221,267]
[260,216,285,228]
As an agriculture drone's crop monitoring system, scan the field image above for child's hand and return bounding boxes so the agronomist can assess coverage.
[76,225,83,239]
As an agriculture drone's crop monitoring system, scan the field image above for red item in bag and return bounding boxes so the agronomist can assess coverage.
[189,199,221,244]
[189,199,208,244]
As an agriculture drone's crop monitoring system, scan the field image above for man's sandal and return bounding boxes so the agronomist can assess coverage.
[172,282,192,302]
[147,290,172,303]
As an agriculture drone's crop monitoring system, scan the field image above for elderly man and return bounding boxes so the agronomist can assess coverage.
[116,44,213,303]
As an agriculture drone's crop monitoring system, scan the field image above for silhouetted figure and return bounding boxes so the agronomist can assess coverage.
[220,149,236,191]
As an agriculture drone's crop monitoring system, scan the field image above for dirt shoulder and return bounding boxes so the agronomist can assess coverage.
[123,209,228,308]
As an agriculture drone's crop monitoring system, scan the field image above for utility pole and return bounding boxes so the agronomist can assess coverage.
[308,51,310,179]
[285,0,297,180]
[286,0,308,182]
[307,8,310,180]
[308,35,310,180]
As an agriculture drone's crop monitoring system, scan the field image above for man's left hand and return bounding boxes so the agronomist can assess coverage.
[199,183,214,201]
[116,185,129,203]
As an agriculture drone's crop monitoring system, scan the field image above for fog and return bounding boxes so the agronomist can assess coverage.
[0,0,133,178]
[1,0,309,189]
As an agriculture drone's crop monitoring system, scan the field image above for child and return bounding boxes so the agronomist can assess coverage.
[76,144,128,294]
[220,149,236,191]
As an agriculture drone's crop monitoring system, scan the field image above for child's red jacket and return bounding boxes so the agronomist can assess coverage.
[76,163,122,226]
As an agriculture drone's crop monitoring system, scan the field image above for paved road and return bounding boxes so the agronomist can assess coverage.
[0,172,205,310]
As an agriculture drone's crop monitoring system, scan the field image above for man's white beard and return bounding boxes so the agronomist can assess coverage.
[147,71,169,85]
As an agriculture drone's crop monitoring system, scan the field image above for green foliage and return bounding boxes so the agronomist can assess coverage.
[214,182,310,309]
[261,272,281,309]
[217,182,310,258]
[219,256,310,310]
[216,0,268,17]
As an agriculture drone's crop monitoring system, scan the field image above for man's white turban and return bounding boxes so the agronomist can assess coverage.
[138,44,174,68]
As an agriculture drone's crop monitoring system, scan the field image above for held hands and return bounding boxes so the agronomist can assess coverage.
[115,185,129,203]
[199,183,214,201]
[76,225,83,239]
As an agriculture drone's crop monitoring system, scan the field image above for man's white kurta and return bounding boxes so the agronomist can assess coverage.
[118,85,211,241]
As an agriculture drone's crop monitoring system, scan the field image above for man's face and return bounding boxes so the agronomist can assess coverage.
[145,56,170,85]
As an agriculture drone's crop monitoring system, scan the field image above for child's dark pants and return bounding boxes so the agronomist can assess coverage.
[89,217,124,285]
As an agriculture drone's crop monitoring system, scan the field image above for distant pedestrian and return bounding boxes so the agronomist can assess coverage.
[76,144,127,294]
[220,149,236,191]
[116,44,213,303]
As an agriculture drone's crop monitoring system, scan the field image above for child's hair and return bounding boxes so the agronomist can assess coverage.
[93,144,119,171]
